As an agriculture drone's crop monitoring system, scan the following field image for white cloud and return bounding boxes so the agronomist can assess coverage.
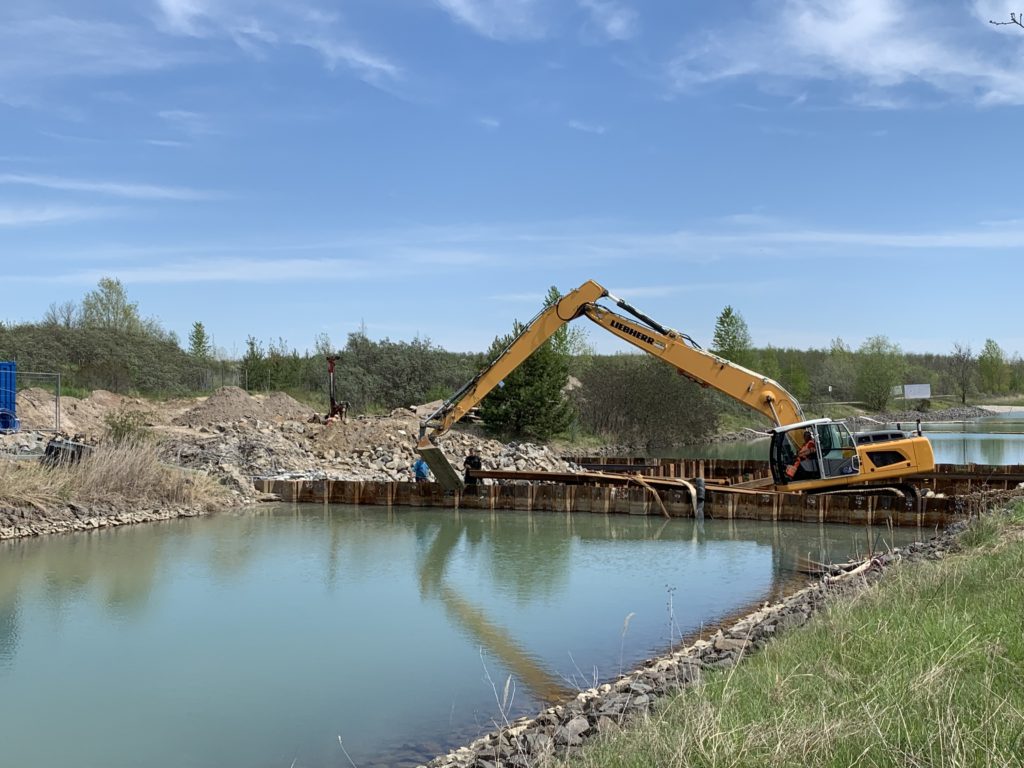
[0,13,189,100]
[668,0,1024,106]
[435,0,545,40]
[51,257,379,284]
[300,38,402,84]
[158,109,217,136]
[477,116,501,128]
[0,205,112,227]
[578,0,637,41]
[0,173,218,201]
[568,119,606,134]
[154,0,402,85]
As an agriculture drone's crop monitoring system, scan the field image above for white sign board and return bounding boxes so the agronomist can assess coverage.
[903,383,931,399]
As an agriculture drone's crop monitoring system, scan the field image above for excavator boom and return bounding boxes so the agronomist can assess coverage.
[419,280,934,494]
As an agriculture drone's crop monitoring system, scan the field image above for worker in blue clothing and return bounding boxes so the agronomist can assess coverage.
[413,456,431,483]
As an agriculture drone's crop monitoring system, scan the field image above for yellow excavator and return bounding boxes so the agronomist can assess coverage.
[417,279,935,500]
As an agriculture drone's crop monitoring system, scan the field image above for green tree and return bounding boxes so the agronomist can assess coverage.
[478,294,576,440]
[855,335,904,411]
[544,286,591,358]
[241,336,267,391]
[947,343,975,405]
[573,354,717,448]
[477,289,579,440]
[80,277,144,334]
[815,337,856,402]
[712,306,753,367]
[42,300,78,328]
[756,346,783,382]
[188,322,212,360]
[978,338,1009,394]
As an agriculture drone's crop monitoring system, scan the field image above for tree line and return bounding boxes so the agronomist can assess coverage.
[2,279,1022,447]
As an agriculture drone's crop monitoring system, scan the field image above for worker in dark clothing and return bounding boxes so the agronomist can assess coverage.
[463,449,483,487]
[413,457,430,483]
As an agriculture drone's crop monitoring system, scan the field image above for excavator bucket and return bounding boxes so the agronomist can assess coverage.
[417,443,464,491]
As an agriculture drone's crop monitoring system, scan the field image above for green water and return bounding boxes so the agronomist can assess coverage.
[0,506,925,767]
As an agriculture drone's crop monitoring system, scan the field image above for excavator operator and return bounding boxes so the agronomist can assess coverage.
[786,430,818,480]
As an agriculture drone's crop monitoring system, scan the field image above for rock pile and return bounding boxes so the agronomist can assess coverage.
[160,401,578,494]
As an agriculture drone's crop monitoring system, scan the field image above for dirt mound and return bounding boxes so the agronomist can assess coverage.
[172,387,260,426]
[173,387,316,426]
[13,388,150,437]
[14,388,70,432]
[261,392,315,422]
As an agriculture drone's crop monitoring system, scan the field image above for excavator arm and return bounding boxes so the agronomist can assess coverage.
[417,279,804,488]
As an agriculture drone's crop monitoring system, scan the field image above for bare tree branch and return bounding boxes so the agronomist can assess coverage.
[990,12,1024,28]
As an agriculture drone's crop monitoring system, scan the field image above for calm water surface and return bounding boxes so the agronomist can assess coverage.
[671,412,1024,465]
[0,506,925,768]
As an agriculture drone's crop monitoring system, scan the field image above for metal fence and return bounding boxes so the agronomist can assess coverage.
[10,370,63,433]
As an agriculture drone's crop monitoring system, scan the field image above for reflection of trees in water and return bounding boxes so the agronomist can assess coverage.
[980,437,1009,466]
[0,523,190,661]
[417,513,573,603]
[483,514,571,603]
[416,513,575,702]
[0,602,17,666]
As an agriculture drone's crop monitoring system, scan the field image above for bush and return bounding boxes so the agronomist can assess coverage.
[103,406,152,444]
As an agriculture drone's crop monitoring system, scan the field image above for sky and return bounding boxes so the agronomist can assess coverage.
[2,0,1023,360]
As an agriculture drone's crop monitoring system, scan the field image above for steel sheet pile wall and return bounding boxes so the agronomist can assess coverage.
[573,457,1024,495]
[254,478,968,526]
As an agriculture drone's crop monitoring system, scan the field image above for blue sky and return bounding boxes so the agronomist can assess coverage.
[2,0,1023,359]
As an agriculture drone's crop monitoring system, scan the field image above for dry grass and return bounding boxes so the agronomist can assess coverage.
[0,440,230,512]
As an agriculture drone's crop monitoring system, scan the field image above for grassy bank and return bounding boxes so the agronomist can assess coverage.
[563,506,1024,768]
[0,441,230,512]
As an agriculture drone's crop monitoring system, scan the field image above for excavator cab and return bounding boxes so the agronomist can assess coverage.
[770,419,859,485]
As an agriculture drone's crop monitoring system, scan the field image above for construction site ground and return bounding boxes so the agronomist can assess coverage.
[2,387,578,498]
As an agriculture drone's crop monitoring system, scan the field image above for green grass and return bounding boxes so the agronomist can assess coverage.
[563,510,1024,768]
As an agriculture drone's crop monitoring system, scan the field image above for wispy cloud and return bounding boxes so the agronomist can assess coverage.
[158,109,217,136]
[0,173,218,201]
[154,0,402,86]
[477,116,501,129]
[45,257,380,284]
[0,12,193,104]
[435,0,546,40]
[299,38,402,84]
[578,0,638,41]
[568,119,606,134]
[0,205,112,227]
[668,0,1024,106]
[27,217,1024,277]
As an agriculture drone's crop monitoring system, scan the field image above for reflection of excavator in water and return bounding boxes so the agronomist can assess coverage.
[418,279,935,501]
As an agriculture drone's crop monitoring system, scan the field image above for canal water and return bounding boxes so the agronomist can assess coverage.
[0,507,925,768]
[670,411,1024,465]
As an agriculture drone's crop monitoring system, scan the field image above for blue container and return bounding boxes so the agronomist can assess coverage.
[0,361,18,433]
